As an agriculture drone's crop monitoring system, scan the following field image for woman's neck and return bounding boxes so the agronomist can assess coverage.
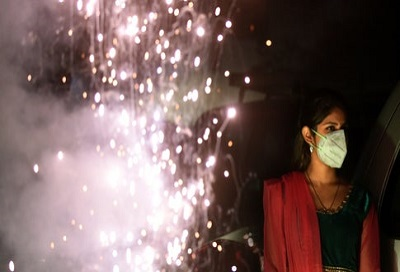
[306,161,338,186]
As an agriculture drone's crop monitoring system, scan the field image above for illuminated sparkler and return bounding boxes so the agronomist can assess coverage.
[8,0,240,271]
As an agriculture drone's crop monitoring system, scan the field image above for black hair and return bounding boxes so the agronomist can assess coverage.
[292,88,348,171]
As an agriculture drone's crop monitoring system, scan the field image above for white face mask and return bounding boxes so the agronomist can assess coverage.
[311,129,347,168]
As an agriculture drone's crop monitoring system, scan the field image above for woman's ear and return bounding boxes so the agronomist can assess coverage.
[301,126,314,146]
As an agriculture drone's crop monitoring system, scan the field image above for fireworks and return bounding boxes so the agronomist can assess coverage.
[6,0,241,271]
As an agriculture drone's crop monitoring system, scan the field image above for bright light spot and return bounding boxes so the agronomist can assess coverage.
[215,7,221,16]
[232,265,238,272]
[110,139,116,149]
[227,107,236,119]
[224,170,229,177]
[191,89,198,102]
[94,92,101,103]
[186,20,192,31]
[120,71,127,80]
[174,49,181,62]
[217,34,223,42]
[225,20,232,28]
[97,33,104,42]
[76,0,82,11]
[203,127,210,140]
[224,70,230,77]
[164,39,170,49]
[33,164,39,173]
[57,151,64,160]
[9,260,15,272]
[248,237,254,247]
[196,27,205,37]
[206,156,216,168]
[194,56,201,67]
[149,12,157,21]
[112,249,118,257]
[27,74,32,82]
[244,76,251,84]
[266,39,272,46]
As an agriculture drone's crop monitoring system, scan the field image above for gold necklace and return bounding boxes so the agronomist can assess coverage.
[305,172,340,214]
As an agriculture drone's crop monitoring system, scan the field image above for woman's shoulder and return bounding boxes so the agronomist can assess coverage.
[265,171,302,181]
[264,171,305,188]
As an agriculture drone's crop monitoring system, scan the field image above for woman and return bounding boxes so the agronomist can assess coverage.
[263,89,380,272]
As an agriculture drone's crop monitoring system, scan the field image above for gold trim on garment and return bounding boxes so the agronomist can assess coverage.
[323,266,355,272]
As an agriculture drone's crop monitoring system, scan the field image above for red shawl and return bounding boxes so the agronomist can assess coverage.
[263,171,323,271]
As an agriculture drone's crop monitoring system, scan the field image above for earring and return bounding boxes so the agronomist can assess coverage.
[309,145,314,153]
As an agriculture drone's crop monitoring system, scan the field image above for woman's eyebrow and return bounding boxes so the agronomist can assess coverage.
[323,121,346,127]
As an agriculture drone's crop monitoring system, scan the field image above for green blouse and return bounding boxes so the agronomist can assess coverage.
[317,186,371,272]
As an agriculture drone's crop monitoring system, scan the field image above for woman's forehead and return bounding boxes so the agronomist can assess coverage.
[321,107,346,125]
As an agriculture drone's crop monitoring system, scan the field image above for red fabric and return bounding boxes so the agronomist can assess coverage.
[359,204,381,272]
[263,171,323,272]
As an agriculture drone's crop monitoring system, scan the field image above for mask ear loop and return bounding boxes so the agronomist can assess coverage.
[311,129,326,139]
[308,129,321,153]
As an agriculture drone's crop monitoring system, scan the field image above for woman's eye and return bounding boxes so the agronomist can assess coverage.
[327,126,335,132]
